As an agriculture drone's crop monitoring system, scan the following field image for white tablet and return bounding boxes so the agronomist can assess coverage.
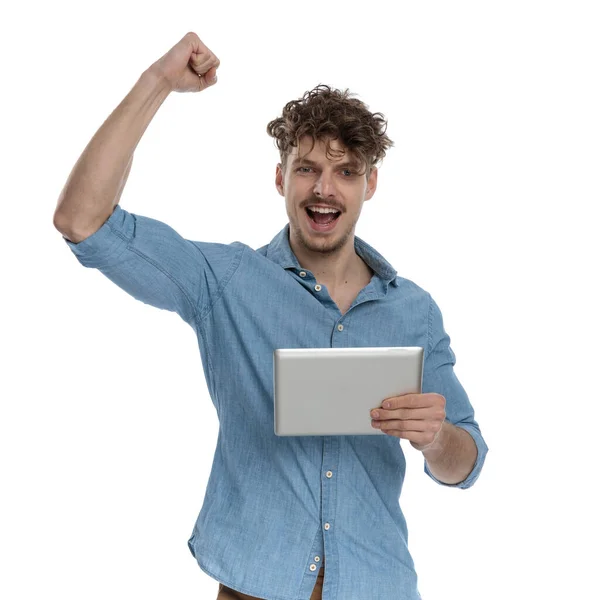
[273,346,424,436]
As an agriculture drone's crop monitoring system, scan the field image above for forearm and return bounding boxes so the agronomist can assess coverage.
[53,67,172,239]
[422,421,477,485]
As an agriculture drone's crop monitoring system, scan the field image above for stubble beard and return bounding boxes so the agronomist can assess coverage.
[291,210,355,256]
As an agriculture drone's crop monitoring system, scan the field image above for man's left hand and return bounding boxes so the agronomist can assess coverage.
[370,393,446,451]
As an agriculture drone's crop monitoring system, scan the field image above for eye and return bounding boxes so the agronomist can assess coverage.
[296,166,354,176]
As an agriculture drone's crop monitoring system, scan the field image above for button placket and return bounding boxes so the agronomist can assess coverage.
[309,554,322,572]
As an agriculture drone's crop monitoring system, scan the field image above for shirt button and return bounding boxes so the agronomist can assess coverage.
[299,271,307,277]
[337,324,344,331]
[315,284,322,291]
[315,556,321,562]
[326,471,333,478]
[309,564,317,571]
[324,523,330,531]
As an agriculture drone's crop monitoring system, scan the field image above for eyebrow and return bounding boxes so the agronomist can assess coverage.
[291,157,361,170]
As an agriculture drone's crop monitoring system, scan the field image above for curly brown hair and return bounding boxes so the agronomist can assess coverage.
[266,84,394,179]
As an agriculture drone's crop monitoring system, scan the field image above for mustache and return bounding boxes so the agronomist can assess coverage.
[302,199,343,212]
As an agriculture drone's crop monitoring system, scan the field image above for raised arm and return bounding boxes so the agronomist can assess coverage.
[53,31,220,242]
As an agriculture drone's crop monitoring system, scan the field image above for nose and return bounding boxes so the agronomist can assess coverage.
[313,171,336,199]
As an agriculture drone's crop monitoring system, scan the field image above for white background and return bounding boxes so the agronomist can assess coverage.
[1,1,598,598]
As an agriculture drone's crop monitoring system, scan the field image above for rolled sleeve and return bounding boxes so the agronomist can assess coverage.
[424,423,489,489]
[62,204,132,269]
[420,293,489,489]
[62,204,245,327]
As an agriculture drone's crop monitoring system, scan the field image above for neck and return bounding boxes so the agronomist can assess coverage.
[289,231,373,291]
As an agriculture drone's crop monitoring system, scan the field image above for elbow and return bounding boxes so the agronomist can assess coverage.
[53,210,70,235]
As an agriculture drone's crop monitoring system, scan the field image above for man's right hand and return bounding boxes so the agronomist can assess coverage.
[150,31,220,93]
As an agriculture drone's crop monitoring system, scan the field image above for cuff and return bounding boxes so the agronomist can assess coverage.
[62,205,132,269]
[423,424,489,489]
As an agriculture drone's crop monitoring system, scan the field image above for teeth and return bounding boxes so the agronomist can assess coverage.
[307,206,340,214]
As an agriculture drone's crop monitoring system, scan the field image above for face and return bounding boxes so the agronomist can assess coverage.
[275,136,378,256]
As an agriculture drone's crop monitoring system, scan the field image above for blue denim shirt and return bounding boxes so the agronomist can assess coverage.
[63,205,488,600]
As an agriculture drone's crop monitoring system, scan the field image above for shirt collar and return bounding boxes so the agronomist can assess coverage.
[265,223,399,287]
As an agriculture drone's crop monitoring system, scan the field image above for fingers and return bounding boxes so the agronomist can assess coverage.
[189,57,219,92]
[169,40,217,92]
[151,31,221,93]
[372,419,440,432]
[201,65,218,83]
[189,45,220,77]
[371,407,440,421]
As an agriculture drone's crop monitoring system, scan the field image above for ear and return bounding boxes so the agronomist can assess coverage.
[275,163,285,197]
[365,167,378,200]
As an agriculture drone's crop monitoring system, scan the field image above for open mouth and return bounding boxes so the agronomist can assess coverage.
[305,206,341,230]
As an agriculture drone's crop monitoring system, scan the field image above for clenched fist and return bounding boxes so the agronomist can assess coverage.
[150,31,220,93]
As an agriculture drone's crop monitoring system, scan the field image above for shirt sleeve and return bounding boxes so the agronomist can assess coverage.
[420,293,489,489]
[61,204,245,327]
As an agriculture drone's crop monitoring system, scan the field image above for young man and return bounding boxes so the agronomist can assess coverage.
[53,32,488,600]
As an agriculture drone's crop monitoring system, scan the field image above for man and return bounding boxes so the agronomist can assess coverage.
[53,32,488,600]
